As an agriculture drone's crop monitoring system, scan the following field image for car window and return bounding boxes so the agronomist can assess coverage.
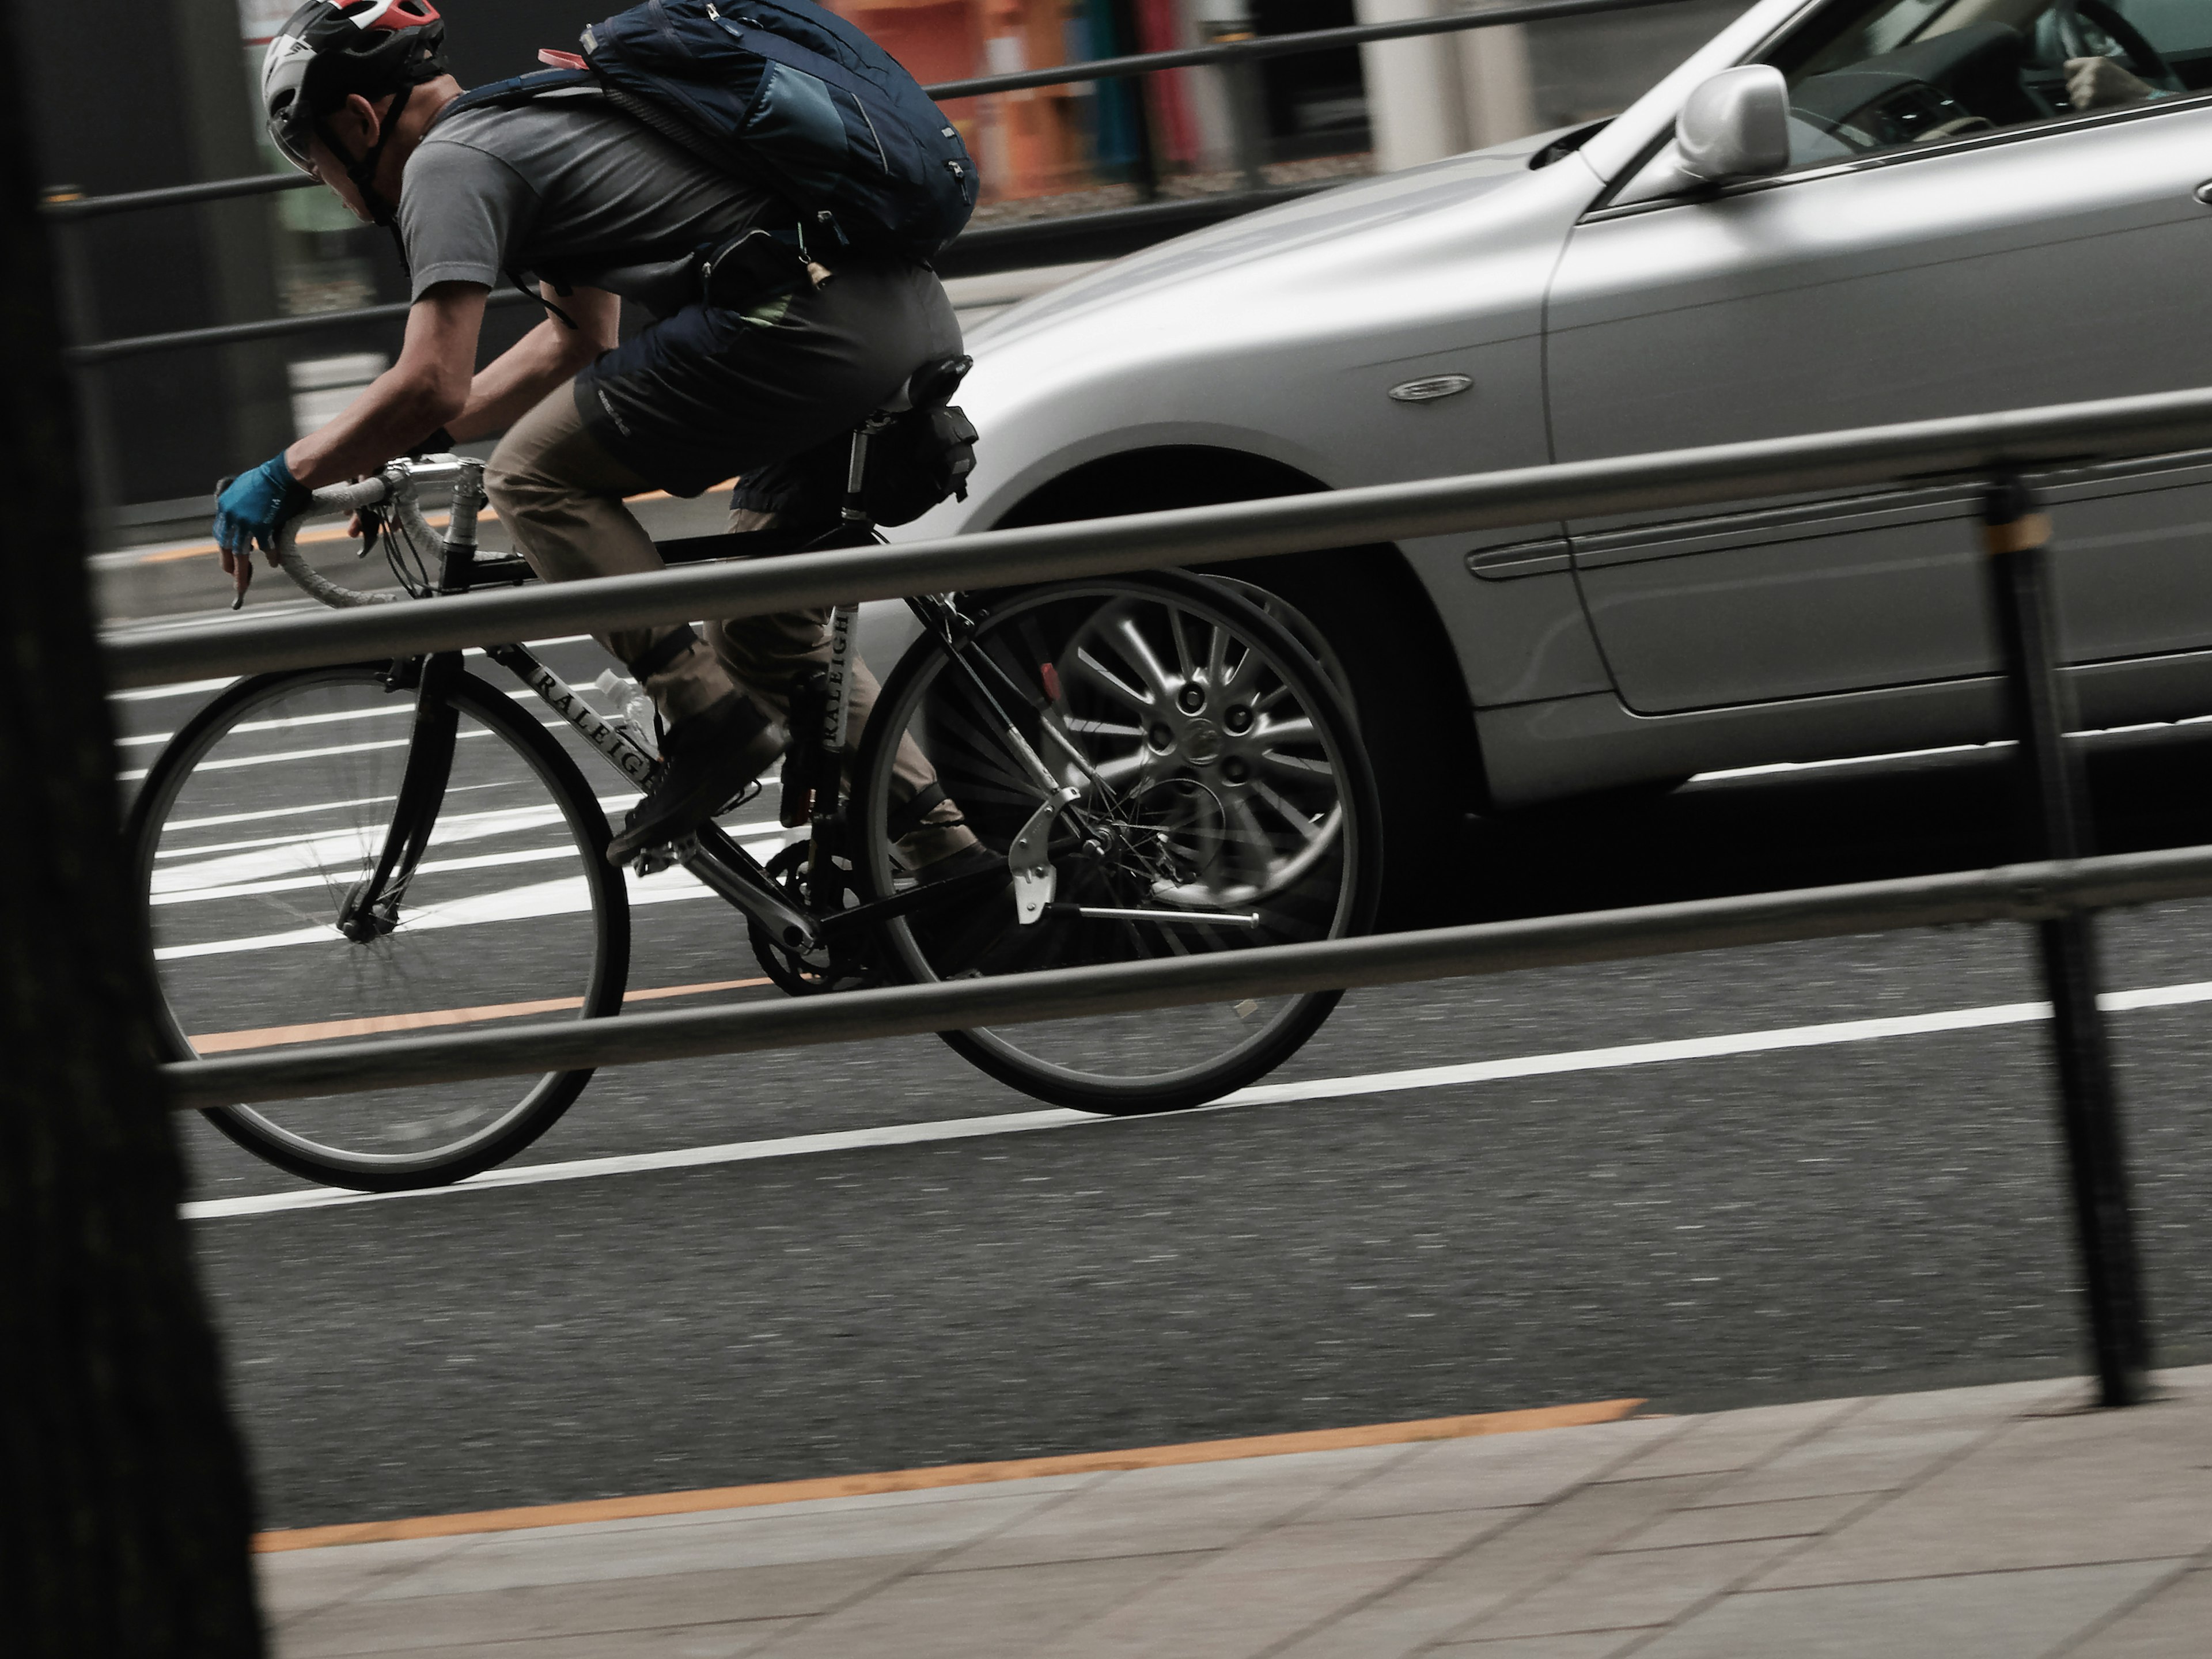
[1766,0,2209,169]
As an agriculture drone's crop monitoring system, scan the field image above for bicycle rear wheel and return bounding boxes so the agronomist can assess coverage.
[127,664,630,1191]
[852,572,1381,1112]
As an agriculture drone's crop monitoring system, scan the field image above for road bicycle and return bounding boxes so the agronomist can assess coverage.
[130,376,1381,1192]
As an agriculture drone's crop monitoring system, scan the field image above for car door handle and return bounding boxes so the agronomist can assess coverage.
[2195,180,2212,206]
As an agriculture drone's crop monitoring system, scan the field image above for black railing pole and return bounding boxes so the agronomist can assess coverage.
[1982,475,2153,1406]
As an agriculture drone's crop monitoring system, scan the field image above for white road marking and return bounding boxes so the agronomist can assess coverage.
[154,865,715,960]
[180,976,2212,1221]
[119,733,425,783]
[111,676,237,703]
[152,843,585,907]
[153,828,793,958]
[185,1111,1093,1219]
[151,802,579,895]
[153,782,514,850]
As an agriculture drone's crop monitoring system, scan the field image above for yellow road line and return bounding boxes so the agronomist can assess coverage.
[254,1398,1648,1552]
[190,976,772,1054]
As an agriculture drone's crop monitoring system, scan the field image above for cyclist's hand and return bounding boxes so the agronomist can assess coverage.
[214,454,312,597]
[2066,55,2154,110]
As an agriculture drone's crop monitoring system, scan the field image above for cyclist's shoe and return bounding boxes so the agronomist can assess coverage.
[607,694,781,868]
[916,839,1002,886]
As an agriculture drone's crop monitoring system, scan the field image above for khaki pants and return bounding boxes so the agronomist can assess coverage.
[484,383,974,869]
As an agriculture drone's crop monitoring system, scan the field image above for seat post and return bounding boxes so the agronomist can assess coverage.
[841,421,880,526]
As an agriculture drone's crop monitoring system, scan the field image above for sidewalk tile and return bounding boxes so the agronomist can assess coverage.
[1753,1398,2212,1588]
[1615,1494,1867,1551]
[2067,1565,2212,1656]
[361,1492,1055,1595]
[1631,1559,2176,1658]
[934,1448,1403,1571]
[277,1557,920,1655]
[260,1538,478,1622]
[1679,1420,1988,1508]
[1301,1419,1685,1523]
[1028,1557,1427,1658]
[1425,1637,1643,1658]
[284,1620,805,1659]
[505,1474,1107,1540]
[1212,1510,1514,1573]
[1846,1376,2086,1425]
[748,1554,1195,1659]
[1272,1476,1717,1659]
[1596,1399,1862,1482]
[1460,1537,1791,1640]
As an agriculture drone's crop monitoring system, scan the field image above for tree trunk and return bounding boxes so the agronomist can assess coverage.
[0,1,265,1649]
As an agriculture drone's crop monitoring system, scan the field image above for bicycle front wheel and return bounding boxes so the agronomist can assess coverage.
[853,572,1381,1113]
[127,664,630,1191]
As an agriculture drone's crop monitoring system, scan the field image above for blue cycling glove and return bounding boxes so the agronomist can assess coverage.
[214,453,312,558]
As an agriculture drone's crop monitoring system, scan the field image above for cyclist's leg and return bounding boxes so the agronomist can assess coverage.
[487,385,781,862]
[703,600,978,870]
[485,386,748,725]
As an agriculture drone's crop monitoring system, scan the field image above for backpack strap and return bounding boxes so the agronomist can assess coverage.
[438,69,599,331]
[444,65,599,117]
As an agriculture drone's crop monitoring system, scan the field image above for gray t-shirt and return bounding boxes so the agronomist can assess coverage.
[399,92,777,316]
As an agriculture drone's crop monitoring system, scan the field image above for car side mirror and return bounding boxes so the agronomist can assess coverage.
[1676,65,1790,184]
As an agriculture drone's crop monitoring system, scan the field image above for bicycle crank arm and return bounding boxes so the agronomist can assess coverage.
[1043,903,1264,929]
[675,826,819,953]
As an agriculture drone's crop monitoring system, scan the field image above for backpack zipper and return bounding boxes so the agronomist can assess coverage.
[850,93,889,171]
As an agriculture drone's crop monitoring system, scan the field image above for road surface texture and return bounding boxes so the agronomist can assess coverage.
[100,623,2212,1533]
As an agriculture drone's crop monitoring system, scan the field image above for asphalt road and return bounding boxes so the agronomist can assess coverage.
[109,634,2212,1533]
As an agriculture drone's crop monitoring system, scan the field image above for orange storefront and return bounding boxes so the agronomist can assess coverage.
[825,0,1192,204]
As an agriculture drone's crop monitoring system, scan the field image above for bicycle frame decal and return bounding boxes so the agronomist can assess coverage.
[824,601,858,754]
[488,645,656,787]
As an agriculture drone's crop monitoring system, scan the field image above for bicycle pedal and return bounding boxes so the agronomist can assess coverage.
[632,846,679,877]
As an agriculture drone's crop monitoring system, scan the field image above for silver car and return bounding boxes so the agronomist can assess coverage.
[910,0,2212,897]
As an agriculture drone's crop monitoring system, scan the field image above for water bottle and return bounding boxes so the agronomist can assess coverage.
[592,669,660,760]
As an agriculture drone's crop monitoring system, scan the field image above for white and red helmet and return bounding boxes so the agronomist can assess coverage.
[262,1,449,172]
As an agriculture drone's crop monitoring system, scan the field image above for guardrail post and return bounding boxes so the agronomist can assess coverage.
[1982,474,2152,1406]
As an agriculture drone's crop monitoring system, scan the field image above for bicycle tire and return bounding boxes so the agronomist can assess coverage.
[127,664,631,1191]
[851,571,1382,1114]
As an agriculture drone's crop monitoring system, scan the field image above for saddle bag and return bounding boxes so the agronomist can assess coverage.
[733,402,978,530]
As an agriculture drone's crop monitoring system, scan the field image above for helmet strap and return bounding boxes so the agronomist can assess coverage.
[319,81,415,229]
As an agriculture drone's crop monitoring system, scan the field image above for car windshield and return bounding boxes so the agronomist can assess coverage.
[1766,0,2211,165]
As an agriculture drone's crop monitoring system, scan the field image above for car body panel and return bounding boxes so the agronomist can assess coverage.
[1551,95,2212,714]
[900,0,2212,810]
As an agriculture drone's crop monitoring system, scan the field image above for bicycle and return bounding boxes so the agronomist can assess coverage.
[131,368,1382,1192]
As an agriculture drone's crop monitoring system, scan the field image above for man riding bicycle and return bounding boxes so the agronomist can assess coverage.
[215,0,980,873]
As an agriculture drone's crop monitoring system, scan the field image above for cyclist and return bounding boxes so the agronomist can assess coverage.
[217,0,980,873]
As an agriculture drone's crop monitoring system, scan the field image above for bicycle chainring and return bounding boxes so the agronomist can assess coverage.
[747,842,873,995]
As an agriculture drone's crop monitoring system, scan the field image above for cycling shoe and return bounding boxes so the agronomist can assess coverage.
[607,693,781,868]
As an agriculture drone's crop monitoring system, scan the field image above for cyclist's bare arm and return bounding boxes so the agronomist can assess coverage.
[448,284,620,442]
[248,280,619,577]
[282,280,488,494]
[279,280,617,495]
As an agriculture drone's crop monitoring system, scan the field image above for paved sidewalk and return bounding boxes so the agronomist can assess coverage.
[260,1365,2212,1657]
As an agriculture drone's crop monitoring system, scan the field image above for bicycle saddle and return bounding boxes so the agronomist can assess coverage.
[882,355,971,415]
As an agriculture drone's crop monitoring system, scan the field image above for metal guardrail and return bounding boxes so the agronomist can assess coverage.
[47,0,1695,361]
[102,383,2212,690]
[119,380,2212,1407]
[165,844,2212,1109]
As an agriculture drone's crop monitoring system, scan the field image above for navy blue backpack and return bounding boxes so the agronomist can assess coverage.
[461,0,980,264]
